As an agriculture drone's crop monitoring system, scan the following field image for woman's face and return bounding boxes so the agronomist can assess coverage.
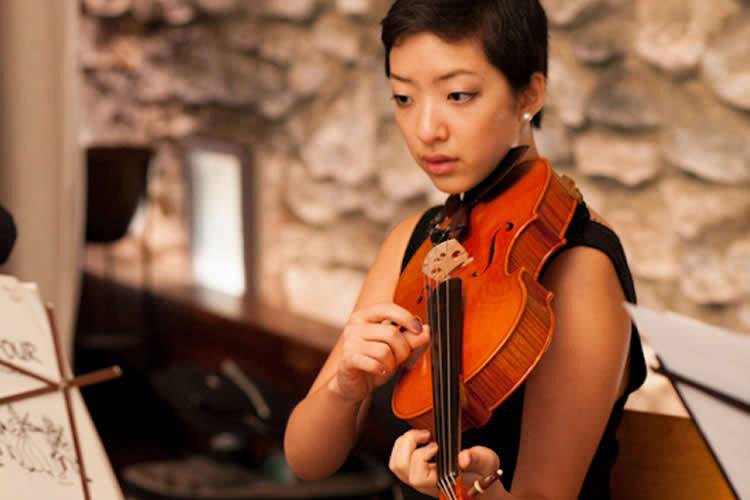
[389,32,528,194]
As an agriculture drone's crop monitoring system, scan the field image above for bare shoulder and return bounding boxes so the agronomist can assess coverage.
[540,202,620,294]
[513,237,632,498]
[541,244,616,292]
[539,234,632,398]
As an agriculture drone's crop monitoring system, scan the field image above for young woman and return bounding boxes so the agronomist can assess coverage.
[284,1,646,499]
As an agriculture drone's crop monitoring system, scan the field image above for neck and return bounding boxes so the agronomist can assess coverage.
[518,144,539,164]
[517,125,540,162]
[463,126,541,200]
[462,144,535,208]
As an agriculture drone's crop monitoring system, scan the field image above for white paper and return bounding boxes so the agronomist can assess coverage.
[0,275,124,500]
[625,304,750,405]
[677,383,750,498]
[626,303,749,499]
[0,276,61,386]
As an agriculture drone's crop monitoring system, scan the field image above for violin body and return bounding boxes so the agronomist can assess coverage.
[392,157,579,433]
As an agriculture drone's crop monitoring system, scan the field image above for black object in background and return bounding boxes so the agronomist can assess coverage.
[85,146,152,243]
[150,362,275,463]
[124,362,395,500]
[0,204,17,265]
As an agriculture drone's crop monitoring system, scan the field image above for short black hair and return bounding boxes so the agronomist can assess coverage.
[381,0,548,128]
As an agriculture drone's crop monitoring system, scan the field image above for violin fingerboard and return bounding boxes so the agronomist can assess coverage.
[429,277,464,495]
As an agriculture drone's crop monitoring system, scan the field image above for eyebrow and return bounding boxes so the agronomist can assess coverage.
[390,69,480,84]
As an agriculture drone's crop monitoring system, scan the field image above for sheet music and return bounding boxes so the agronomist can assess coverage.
[0,277,61,388]
[677,383,750,498]
[625,303,750,406]
[626,303,750,500]
[0,275,123,500]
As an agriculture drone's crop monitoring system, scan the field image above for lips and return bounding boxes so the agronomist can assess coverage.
[421,154,459,176]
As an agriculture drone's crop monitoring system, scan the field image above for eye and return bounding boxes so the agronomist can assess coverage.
[391,94,412,106]
[448,92,477,103]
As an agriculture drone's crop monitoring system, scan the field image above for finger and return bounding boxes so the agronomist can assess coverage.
[372,323,413,365]
[342,324,400,369]
[402,339,428,369]
[409,442,439,489]
[390,429,431,474]
[459,446,500,477]
[342,352,385,377]
[412,442,438,463]
[357,323,420,367]
[355,339,398,375]
[371,322,430,356]
[404,323,431,351]
[350,313,430,362]
[352,303,424,334]
[394,325,431,370]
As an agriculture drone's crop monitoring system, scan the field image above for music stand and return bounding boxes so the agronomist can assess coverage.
[0,276,120,500]
[625,304,749,500]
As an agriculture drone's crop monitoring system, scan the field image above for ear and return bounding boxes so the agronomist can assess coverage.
[518,72,546,118]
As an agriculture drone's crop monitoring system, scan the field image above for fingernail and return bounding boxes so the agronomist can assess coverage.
[411,319,423,333]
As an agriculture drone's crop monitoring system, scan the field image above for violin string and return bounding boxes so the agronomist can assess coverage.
[446,280,455,499]
[438,275,448,496]
[427,272,444,495]
[424,271,436,495]
[457,280,464,499]
[447,270,465,498]
[447,275,455,492]
[456,277,464,496]
[440,281,452,496]
[444,276,459,500]
[438,281,451,496]
[442,280,456,500]
[427,245,461,499]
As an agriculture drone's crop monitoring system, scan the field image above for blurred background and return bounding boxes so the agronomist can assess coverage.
[0,0,748,498]
[76,0,750,332]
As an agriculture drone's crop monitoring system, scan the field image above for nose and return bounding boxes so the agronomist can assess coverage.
[416,101,448,145]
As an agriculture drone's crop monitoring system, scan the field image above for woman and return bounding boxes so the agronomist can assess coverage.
[284,1,646,498]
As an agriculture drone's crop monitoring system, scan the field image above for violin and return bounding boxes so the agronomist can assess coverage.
[391,146,582,499]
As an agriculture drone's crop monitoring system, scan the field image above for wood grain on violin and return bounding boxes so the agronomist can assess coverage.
[390,148,581,499]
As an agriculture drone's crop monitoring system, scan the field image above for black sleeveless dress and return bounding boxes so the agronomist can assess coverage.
[371,201,647,500]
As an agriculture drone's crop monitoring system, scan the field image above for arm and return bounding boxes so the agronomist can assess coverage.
[509,245,632,500]
[283,212,425,480]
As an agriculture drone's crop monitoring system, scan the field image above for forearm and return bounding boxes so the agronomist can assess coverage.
[283,377,364,480]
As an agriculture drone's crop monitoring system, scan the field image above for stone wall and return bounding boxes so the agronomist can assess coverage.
[81,0,750,335]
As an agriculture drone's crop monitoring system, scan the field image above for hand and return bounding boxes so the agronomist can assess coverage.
[329,303,430,403]
[458,446,504,496]
[389,429,504,498]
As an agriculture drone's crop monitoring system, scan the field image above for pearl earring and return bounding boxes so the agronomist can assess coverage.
[522,112,532,122]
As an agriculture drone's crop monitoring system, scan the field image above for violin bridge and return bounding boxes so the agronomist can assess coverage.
[422,239,473,282]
